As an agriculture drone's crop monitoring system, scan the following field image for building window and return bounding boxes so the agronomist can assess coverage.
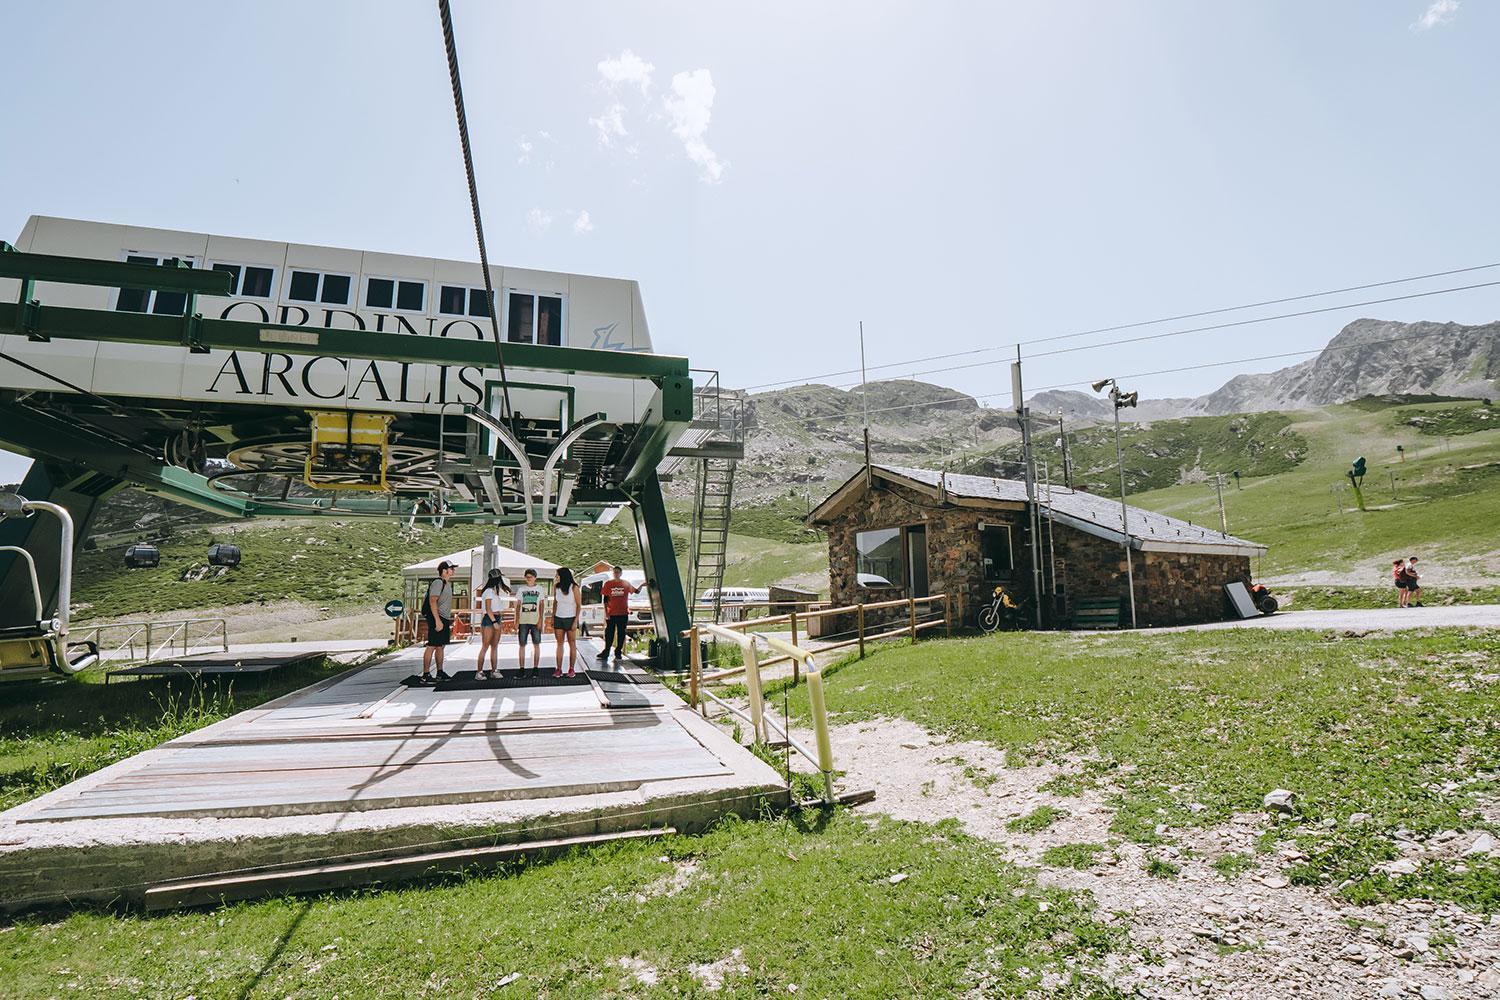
[506,290,564,345]
[439,285,492,317]
[980,523,1014,580]
[855,527,904,588]
[114,253,196,315]
[210,262,275,299]
[287,270,352,306]
[365,277,426,312]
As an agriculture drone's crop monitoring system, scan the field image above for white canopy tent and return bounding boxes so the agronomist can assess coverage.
[401,545,562,584]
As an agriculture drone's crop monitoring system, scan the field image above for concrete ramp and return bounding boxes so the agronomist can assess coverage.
[0,638,784,911]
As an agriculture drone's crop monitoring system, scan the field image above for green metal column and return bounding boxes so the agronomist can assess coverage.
[0,461,122,629]
[630,471,690,670]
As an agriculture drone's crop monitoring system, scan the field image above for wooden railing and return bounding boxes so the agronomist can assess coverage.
[683,593,951,706]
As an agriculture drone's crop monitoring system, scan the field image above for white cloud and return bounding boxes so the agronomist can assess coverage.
[526,207,553,233]
[573,210,594,235]
[589,102,629,148]
[662,69,727,183]
[1412,0,1459,30]
[517,135,534,164]
[597,49,655,96]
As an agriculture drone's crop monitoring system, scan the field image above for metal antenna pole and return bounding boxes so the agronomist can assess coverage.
[1112,391,1138,629]
[1057,409,1072,491]
[860,321,872,489]
[1214,472,1228,536]
[1013,349,1043,628]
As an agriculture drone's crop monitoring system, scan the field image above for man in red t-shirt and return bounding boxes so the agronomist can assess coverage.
[597,566,648,662]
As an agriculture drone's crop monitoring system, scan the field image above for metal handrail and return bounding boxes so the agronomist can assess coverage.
[73,617,229,665]
[762,635,835,804]
[700,623,767,743]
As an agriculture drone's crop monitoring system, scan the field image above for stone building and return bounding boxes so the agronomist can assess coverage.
[807,465,1267,629]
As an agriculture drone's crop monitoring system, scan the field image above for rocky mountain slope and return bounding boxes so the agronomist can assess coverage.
[727,317,1497,499]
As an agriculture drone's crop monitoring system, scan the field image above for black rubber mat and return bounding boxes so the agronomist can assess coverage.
[430,669,593,691]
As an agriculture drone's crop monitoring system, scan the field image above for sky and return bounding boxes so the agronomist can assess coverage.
[2,0,1498,484]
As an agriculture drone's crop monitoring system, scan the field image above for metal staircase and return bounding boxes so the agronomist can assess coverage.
[661,372,746,624]
[689,457,736,621]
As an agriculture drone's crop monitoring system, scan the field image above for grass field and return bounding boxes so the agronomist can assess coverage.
[1125,399,1500,583]
[0,813,1122,999]
[772,627,1500,911]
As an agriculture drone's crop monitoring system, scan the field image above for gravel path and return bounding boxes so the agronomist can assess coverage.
[782,716,1500,999]
[1145,604,1500,634]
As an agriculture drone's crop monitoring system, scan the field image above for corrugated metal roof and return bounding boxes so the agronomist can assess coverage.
[874,465,1267,555]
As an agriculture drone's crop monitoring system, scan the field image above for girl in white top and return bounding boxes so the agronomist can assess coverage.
[474,569,511,680]
[551,567,581,678]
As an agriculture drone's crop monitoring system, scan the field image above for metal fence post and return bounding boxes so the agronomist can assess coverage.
[857,604,865,659]
[789,611,800,685]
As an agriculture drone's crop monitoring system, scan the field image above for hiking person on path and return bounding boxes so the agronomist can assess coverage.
[1393,558,1410,608]
[421,561,456,684]
[597,566,650,663]
[512,569,545,676]
[1405,556,1423,607]
[474,568,511,680]
[552,567,581,678]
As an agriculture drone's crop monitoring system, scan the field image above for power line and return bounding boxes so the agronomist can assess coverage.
[751,322,1488,433]
[437,0,513,424]
[738,261,1500,393]
[791,279,1500,396]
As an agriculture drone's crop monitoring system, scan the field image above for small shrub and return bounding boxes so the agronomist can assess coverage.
[1007,805,1068,833]
[1042,842,1108,870]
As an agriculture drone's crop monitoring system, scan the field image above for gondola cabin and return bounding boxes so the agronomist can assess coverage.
[206,543,241,567]
[123,543,160,569]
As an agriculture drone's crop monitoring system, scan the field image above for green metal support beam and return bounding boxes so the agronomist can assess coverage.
[619,379,694,485]
[630,471,690,670]
[0,302,690,382]
[0,245,233,294]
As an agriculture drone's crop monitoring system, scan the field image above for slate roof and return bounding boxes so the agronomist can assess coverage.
[813,464,1266,557]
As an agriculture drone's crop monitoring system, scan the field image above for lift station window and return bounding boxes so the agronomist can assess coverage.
[211,263,276,299]
[439,285,493,317]
[287,270,352,305]
[115,253,196,315]
[506,291,564,345]
[855,527,904,589]
[365,277,426,312]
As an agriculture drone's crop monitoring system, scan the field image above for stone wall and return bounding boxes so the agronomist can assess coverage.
[819,480,1253,629]
[823,481,1029,628]
[1047,520,1251,626]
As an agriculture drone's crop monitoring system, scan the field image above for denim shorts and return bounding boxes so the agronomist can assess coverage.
[517,623,541,646]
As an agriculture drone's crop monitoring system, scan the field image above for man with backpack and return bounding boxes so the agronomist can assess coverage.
[420,560,456,684]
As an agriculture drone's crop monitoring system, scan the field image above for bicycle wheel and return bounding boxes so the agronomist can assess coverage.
[977,606,999,633]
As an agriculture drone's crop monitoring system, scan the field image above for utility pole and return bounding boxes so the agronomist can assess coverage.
[1013,352,1044,628]
[1057,409,1072,491]
[1213,473,1228,536]
[1093,377,1138,629]
[859,321,871,491]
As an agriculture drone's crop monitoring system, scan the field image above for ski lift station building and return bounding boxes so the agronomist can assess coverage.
[0,216,739,674]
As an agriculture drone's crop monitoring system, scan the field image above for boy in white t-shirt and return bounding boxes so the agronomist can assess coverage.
[512,569,545,675]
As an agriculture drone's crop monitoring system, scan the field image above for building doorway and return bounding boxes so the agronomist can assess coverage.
[906,525,929,598]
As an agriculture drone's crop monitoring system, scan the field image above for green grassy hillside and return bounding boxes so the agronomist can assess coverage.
[1125,399,1500,583]
[980,412,1308,494]
[74,517,668,622]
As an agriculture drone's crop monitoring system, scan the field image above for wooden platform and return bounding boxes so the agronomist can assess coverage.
[105,651,321,683]
[0,636,785,911]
